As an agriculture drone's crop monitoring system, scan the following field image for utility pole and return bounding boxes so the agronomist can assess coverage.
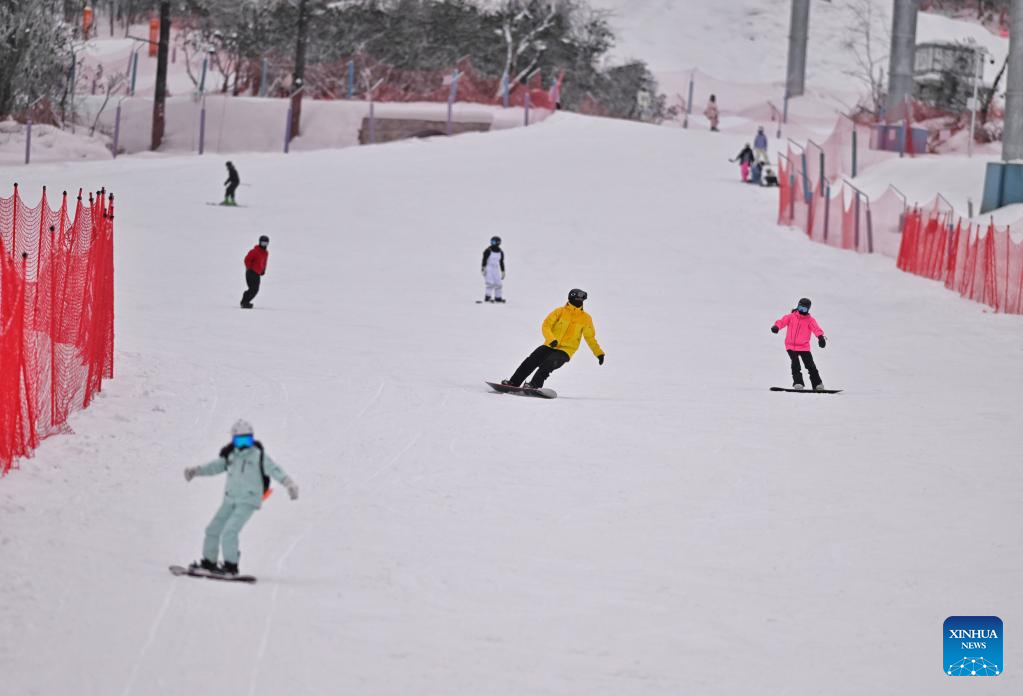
[289,0,309,142]
[1003,0,1023,161]
[885,0,919,121]
[151,1,170,151]
[785,0,811,98]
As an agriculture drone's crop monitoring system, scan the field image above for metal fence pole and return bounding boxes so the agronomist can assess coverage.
[855,192,862,248]
[347,61,355,99]
[24,119,31,164]
[113,104,122,158]
[198,96,207,154]
[823,183,830,241]
[502,73,510,108]
[130,51,139,95]
[851,129,858,177]
[683,72,694,128]
[284,104,292,153]
[524,92,531,126]
[866,199,874,252]
[260,58,268,97]
[369,99,376,144]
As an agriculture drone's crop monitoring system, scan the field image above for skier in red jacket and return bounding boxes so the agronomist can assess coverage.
[240,235,269,309]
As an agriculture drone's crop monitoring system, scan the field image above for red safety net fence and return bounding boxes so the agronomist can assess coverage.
[0,185,115,475]
[898,209,1023,314]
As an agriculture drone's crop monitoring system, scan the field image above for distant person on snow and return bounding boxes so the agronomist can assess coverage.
[734,144,755,182]
[760,160,779,187]
[503,289,604,389]
[771,297,827,390]
[481,236,506,303]
[704,94,720,132]
[223,161,240,206]
[240,235,269,309]
[753,126,769,161]
[184,420,299,576]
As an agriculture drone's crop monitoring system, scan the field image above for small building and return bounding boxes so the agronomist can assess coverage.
[913,42,991,113]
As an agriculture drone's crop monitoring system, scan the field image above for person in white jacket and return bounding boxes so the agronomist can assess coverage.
[184,419,298,575]
[481,236,506,303]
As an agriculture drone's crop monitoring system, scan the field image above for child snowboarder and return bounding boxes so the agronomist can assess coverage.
[223,161,240,206]
[503,289,605,389]
[704,94,720,132]
[240,235,269,308]
[771,297,827,390]
[761,160,779,187]
[481,236,506,303]
[733,144,755,182]
[183,420,299,576]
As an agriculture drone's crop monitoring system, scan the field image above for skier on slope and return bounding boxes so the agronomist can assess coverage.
[184,420,299,576]
[240,235,269,309]
[733,143,755,182]
[753,126,769,162]
[771,297,827,390]
[502,289,604,389]
[223,161,240,206]
[481,236,506,303]
[704,94,720,132]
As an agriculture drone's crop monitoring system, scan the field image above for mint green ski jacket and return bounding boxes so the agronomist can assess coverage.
[195,445,290,509]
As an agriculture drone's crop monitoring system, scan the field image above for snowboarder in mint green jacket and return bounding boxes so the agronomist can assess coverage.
[184,419,299,576]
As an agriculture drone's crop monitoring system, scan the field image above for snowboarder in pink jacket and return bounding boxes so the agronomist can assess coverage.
[771,297,827,390]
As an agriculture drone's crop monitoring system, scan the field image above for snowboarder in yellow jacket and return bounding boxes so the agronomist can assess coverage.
[503,289,605,388]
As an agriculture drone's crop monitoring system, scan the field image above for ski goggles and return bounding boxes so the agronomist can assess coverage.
[797,305,810,314]
[233,434,254,448]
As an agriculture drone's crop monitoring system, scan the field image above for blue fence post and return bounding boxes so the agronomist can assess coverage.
[199,55,208,94]
[819,150,825,197]
[347,61,355,99]
[130,51,139,95]
[284,104,292,153]
[113,104,122,158]
[259,58,268,97]
[854,192,861,248]
[524,91,530,126]
[502,73,510,108]
[683,73,694,128]
[800,151,810,201]
[24,119,31,164]
[783,91,789,124]
[198,96,207,154]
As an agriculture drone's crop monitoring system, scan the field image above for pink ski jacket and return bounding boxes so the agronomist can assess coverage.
[774,311,824,351]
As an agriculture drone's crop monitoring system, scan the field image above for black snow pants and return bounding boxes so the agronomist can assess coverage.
[509,345,570,388]
[225,181,239,203]
[241,269,261,307]
[787,349,821,387]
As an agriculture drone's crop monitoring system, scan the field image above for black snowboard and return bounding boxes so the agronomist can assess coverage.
[169,564,257,583]
[485,381,557,399]
[770,387,843,394]
[206,202,248,208]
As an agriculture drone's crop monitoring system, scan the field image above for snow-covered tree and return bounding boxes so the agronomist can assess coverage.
[0,0,75,120]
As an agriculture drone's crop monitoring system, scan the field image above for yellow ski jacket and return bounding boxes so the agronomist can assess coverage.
[541,304,603,359]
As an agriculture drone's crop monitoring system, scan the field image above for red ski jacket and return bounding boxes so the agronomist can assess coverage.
[244,246,268,275]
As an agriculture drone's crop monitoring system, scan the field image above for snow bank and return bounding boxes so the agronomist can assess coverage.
[0,120,112,165]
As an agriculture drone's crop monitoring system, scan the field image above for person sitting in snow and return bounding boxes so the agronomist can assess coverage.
[481,236,506,303]
[760,160,779,187]
[733,144,755,182]
[771,297,827,391]
[704,94,720,132]
[184,420,299,576]
[502,289,604,389]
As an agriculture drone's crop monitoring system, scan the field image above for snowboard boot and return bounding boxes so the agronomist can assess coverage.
[501,380,515,386]
[240,302,254,309]
[190,558,222,574]
[813,383,826,391]
[484,296,494,303]
[792,383,805,390]
[523,382,540,390]
[494,298,506,303]
[222,561,239,576]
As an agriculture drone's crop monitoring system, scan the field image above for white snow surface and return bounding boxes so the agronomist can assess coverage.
[2,114,1021,695]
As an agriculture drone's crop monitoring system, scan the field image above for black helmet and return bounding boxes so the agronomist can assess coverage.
[490,236,501,246]
[258,235,269,244]
[796,297,811,313]
[568,288,588,302]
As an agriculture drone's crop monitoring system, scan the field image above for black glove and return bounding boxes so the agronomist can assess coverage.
[549,340,558,348]
[597,354,605,365]
[818,335,826,348]
[771,325,779,334]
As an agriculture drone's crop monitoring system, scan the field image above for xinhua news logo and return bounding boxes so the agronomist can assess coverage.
[944,616,1002,676]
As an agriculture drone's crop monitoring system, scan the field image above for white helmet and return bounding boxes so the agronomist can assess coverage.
[231,419,254,437]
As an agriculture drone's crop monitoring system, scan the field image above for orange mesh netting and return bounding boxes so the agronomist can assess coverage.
[0,185,115,475]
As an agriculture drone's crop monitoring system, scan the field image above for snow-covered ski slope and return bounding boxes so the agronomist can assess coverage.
[2,114,1021,695]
